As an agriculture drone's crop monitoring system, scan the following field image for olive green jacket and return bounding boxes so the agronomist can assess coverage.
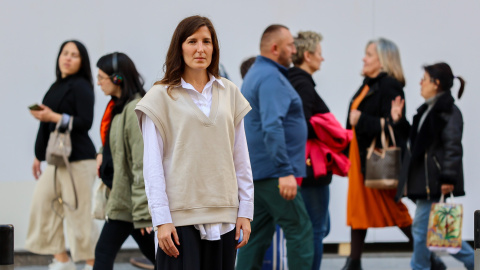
[104,97,151,228]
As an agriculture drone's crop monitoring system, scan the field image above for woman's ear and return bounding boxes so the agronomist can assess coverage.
[303,51,311,63]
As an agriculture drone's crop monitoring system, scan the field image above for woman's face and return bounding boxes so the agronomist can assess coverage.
[97,69,121,98]
[420,72,439,100]
[58,42,82,78]
[362,43,382,78]
[182,26,213,73]
[306,42,324,74]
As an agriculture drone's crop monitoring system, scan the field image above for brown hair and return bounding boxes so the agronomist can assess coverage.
[155,15,220,97]
[240,56,256,79]
[424,62,465,99]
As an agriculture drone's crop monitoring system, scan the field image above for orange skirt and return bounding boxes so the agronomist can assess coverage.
[346,130,412,229]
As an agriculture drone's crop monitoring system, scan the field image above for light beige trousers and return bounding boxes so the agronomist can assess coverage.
[25,159,98,262]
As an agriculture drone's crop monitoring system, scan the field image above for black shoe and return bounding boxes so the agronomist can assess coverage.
[341,257,363,270]
[430,253,446,270]
[130,256,154,270]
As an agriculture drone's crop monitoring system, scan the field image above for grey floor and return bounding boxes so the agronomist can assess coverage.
[8,253,469,270]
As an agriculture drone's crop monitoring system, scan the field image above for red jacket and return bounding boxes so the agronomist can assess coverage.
[307,113,352,178]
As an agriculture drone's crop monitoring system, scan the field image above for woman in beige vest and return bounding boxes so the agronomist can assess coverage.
[135,16,254,270]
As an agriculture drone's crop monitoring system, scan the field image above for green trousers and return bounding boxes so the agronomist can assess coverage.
[236,178,314,270]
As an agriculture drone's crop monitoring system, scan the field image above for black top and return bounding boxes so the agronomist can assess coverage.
[288,66,332,186]
[288,67,329,139]
[346,73,408,174]
[34,75,96,162]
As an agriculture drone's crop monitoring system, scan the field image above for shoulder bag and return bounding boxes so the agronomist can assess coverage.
[364,118,401,189]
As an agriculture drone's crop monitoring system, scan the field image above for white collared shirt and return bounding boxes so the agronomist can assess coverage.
[141,75,253,251]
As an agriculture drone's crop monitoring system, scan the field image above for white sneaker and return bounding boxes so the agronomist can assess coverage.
[82,264,93,270]
[48,259,76,270]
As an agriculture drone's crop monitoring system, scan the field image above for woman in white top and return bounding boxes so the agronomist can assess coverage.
[135,15,253,270]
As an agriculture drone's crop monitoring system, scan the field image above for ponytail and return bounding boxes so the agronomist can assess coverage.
[456,76,465,99]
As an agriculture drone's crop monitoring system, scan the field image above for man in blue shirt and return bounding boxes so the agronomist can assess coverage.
[237,24,314,270]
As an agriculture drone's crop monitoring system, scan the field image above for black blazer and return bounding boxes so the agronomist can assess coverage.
[396,93,465,201]
[34,75,96,162]
[346,73,408,174]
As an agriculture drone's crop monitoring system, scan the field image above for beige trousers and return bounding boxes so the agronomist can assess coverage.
[25,159,98,262]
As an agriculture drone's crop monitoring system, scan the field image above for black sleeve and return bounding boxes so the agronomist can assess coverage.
[71,79,95,132]
[295,81,329,139]
[34,123,49,161]
[356,78,405,141]
[439,107,463,185]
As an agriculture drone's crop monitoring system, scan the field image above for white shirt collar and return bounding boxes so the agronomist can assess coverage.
[180,74,225,92]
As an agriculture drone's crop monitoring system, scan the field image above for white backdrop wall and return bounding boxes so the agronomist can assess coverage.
[1,0,479,250]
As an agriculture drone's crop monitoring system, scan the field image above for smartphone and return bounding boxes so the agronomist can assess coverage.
[28,103,43,111]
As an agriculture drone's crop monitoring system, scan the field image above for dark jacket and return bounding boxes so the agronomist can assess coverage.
[34,75,96,162]
[346,73,408,174]
[396,93,465,201]
[288,67,332,186]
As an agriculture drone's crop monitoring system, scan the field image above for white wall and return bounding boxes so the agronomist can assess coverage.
[1,0,480,250]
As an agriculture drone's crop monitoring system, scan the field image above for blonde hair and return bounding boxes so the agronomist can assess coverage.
[292,31,323,66]
[367,38,405,85]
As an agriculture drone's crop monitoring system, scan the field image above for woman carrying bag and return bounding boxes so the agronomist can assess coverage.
[27,40,97,270]
[342,38,413,270]
[393,62,474,270]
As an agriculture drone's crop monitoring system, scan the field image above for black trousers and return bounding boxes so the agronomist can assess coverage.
[93,219,155,270]
[155,225,237,270]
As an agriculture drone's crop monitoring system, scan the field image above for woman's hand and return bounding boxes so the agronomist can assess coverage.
[157,223,180,258]
[30,104,62,123]
[349,109,362,126]
[32,158,42,180]
[441,184,454,195]
[391,96,405,123]
[278,175,297,200]
[140,227,153,236]
[235,217,251,249]
[96,154,103,178]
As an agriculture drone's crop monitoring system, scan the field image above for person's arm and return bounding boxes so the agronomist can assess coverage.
[71,80,95,131]
[141,114,179,258]
[125,105,150,228]
[439,108,463,188]
[295,81,319,139]
[233,119,253,248]
[356,79,404,139]
[257,77,294,176]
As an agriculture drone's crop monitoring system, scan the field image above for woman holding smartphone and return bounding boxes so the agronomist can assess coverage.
[135,15,253,270]
[26,40,97,270]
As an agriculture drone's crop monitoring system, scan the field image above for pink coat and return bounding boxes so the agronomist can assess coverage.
[306,113,352,179]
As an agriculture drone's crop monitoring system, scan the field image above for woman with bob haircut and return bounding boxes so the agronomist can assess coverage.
[392,62,474,270]
[26,40,97,270]
[135,15,254,270]
[93,52,154,269]
[342,38,413,270]
[288,30,338,270]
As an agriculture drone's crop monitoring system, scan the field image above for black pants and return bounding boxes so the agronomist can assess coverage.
[156,225,237,270]
[93,219,155,270]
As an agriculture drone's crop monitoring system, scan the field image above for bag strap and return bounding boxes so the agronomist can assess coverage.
[439,192,455,203]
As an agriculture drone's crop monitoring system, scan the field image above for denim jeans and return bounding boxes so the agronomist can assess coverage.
[300,185,330,270]
[411,199,474,270]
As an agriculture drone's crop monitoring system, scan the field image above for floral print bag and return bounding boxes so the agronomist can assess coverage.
[426,193,463,254]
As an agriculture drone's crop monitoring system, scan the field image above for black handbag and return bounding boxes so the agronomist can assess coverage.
[364,118,401,189]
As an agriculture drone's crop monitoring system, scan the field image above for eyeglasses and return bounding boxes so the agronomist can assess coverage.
[421,76,435,83]
[97,74,109,81]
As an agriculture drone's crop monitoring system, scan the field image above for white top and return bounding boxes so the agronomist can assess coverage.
[141,75,253,251]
